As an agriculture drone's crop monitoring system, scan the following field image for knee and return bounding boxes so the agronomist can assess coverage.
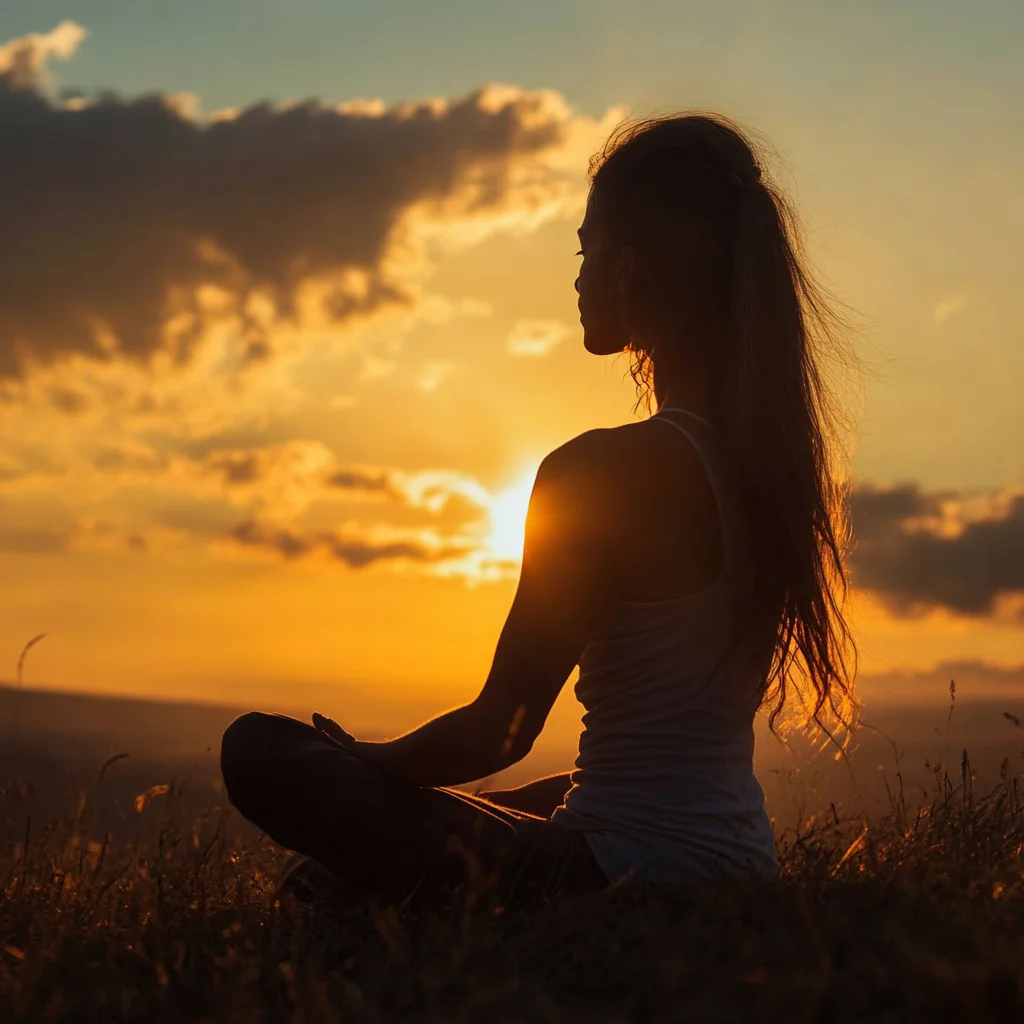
[220,711,278,805]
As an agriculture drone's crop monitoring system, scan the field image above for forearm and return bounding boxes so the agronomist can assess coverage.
[351,702,520,789]
[481,772,573,817]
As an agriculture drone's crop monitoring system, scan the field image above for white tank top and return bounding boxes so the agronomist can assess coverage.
[551,407,778,883]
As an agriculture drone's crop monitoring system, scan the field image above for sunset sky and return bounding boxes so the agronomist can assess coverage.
[0,3,1021,743]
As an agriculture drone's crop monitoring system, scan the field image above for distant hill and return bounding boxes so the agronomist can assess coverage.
[1,684,243,759]
[1,683,1021,839]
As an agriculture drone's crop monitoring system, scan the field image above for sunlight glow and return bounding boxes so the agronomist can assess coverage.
[486,469,536,562]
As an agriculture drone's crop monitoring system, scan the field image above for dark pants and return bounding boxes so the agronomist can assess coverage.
[220,712,607,904]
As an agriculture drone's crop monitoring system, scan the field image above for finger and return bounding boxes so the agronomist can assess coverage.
[312,711,336,734]
[312,712,353,744]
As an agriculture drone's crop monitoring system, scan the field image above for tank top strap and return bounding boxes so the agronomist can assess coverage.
[650,406,744,578]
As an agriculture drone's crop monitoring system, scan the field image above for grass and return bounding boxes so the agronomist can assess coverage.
[2,641,1022,1024]
[1,738,1023,1024]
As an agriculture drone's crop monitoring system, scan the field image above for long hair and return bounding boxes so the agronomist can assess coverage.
[589,114,858,741]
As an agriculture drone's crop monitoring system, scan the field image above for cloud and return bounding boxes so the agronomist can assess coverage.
[323,465,393,493]
[860,660,1024,704]
[187,444,494,572]
[8,416,1024,602]
[851,483,1024,618]
[0,21,86,91]
[506,318,569,357]
[198,446,502,574]
[324,462,490,522]
[0,518,182,555]
[202,440,335,518]
[229,519,475,569]
[0,435,505,575]
[0,28,610,379]
[219,452,522,577]
[46,386,89,415]
[0,422,494,534]
[196,442,490,522]
[0,524,67,554]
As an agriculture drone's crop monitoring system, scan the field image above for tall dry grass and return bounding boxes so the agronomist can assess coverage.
[1,667,1022,1022]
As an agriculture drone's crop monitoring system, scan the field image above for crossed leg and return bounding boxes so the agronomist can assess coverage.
[220,712,605,903]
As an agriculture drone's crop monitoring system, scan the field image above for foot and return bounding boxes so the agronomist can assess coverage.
[276,855,351,906]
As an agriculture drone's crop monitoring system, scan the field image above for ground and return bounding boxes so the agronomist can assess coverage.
[2,750,1022,1023]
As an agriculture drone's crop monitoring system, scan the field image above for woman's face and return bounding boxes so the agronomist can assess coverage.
[575,197,632,356]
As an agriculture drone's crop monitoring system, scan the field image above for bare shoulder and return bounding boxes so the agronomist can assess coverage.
[533,422,682,541]
[536,425,636,498]
[540,418,701,488]
[541,427,617,473]
[541,416,719,541]
[531,417,723,599]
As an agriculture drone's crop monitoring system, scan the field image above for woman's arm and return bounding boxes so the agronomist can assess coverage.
[479,772,574,817]
[348,436,612,788]
[348,702,518,789]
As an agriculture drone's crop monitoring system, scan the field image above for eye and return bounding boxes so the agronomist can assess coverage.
[576,249,584,256]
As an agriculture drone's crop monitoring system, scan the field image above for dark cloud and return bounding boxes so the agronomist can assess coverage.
[231,520,311,560]
[207,451,264,485]
[0,518,151,554]
[324,464,488,524]
[46,387,89,415]
[0,525,67,554]
[851,483,1024,617]
[231,519,472,568]
[851,483,943,536]
[862,659,1024,700]
[321,532,470,569]
[0,29,581,377]
[325,467,393,493]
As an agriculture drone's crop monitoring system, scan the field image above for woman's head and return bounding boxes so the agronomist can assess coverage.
[578,116,766,393]
[580,113,858,740]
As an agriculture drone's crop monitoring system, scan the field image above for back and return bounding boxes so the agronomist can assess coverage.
[551,407,779,882]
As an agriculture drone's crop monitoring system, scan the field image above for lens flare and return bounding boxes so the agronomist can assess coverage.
[486,470,536,562]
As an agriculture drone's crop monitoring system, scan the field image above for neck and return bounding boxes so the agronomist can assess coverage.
[653,366,719,424]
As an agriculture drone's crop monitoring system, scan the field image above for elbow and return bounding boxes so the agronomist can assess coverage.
[471,699,539,774]
[496,703,540,768]
[496,737,532,772]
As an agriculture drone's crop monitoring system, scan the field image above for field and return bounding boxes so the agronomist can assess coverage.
[1,687,1023,1022]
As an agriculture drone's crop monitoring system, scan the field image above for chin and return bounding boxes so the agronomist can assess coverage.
[583,326,628,357]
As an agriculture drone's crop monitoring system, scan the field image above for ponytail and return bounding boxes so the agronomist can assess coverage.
[728,177,856,738]
[591,114,857,740]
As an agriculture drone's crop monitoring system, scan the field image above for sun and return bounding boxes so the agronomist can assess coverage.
[486,468,537,562]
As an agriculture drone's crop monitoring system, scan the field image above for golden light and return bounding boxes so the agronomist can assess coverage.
[486,468,537,562]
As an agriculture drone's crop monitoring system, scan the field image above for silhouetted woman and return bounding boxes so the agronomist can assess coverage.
[221,114,856,902]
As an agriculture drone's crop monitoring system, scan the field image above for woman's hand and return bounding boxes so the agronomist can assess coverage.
[312,712,355,747]
[479,772,573,817]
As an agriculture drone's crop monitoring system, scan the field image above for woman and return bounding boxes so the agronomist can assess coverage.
[221,113,856,902]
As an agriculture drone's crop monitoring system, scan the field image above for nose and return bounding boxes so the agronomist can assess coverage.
[574,276,580,295]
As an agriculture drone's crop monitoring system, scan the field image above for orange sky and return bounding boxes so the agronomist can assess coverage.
[0,17,1021,751]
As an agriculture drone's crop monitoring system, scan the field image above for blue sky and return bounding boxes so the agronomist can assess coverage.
[3,2,1021,119]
